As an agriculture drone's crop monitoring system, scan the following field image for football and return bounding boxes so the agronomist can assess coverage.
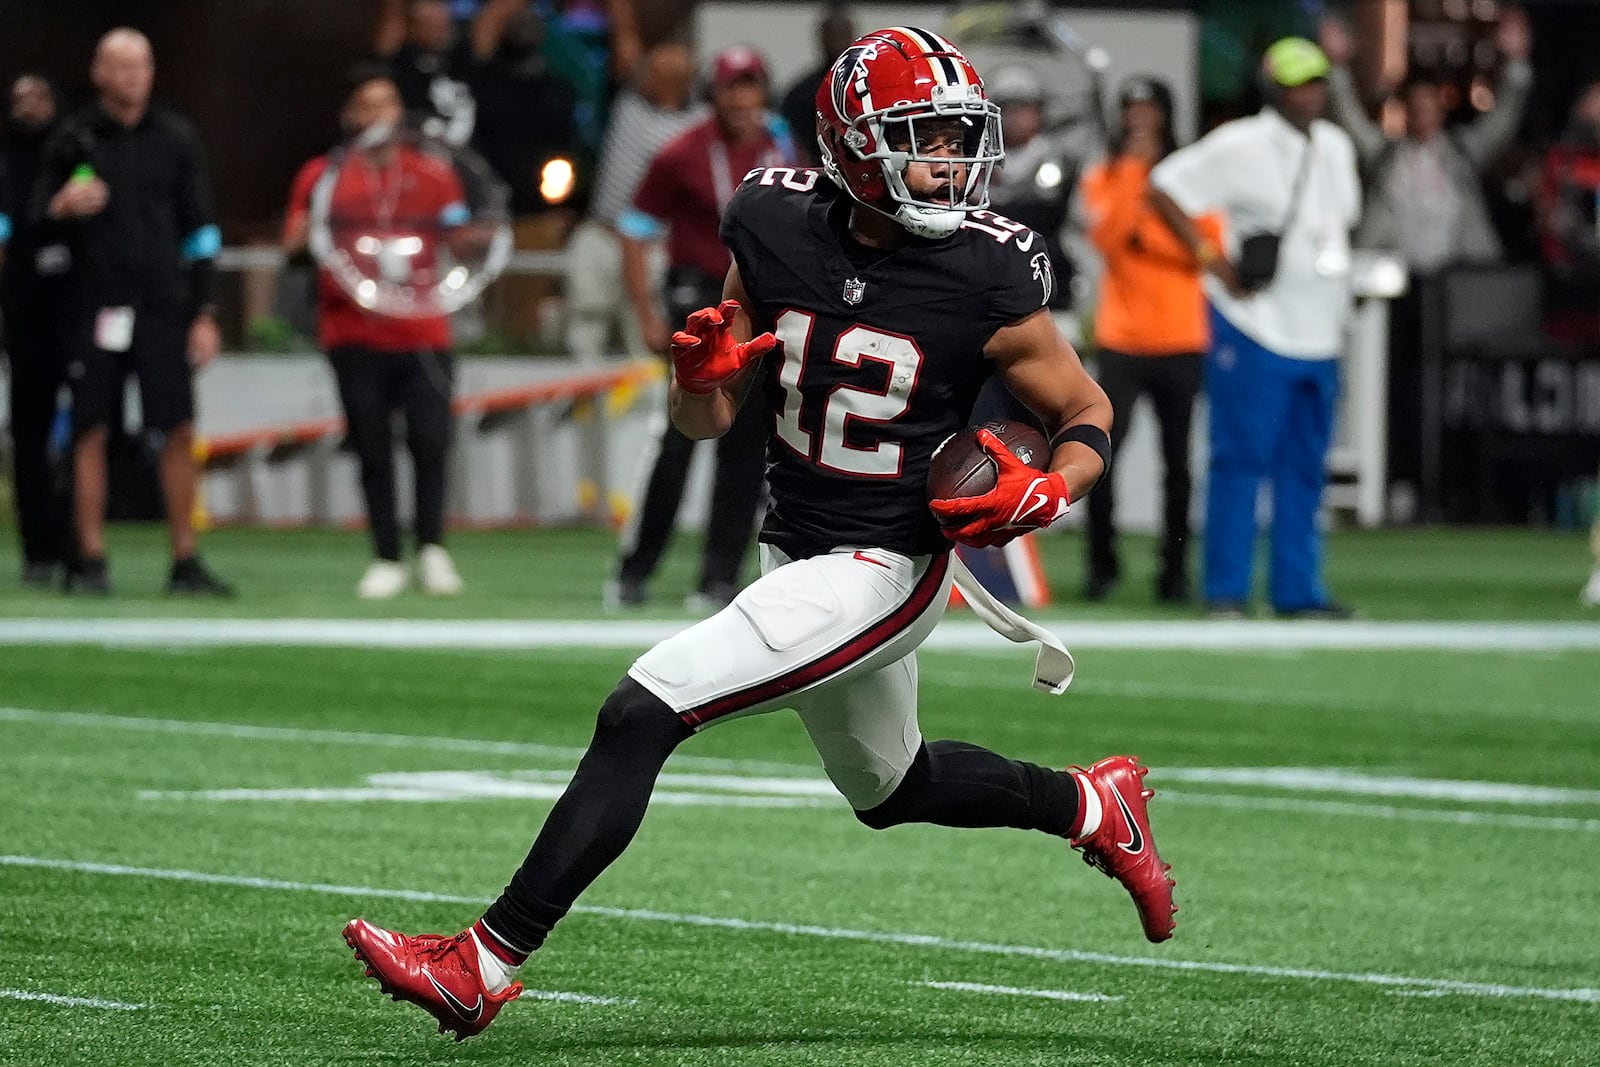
[926,419,1050,520]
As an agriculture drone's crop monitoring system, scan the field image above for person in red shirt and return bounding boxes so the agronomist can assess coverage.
[609,46,795,611]
[283,64,468,599]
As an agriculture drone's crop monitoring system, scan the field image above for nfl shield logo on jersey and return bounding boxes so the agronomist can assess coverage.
[842,277,867,305]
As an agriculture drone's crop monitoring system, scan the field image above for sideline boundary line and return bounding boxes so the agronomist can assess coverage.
[3,855,1596,1005]
[3,617,1599,651]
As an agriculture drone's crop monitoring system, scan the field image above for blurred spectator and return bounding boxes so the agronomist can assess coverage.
[537,0,643,164]
[469,6,578,216]
[609,46,793,611]
[1323,9,1532,501]
[777,5,856,166]
[1538,80,1600,342]
[986,65,1077,308]
[374,0,526,146]
[1150,38,1361,619]
[1077,76,1218,604]
[566,41,701,364]
[1322,10,1532,272]
[283,66,468,600]
[36,28,232,597]
[2,74,71,587]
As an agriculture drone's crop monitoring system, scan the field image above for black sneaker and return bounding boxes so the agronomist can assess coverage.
[1275,601,1357,621]
[21,561,59,589]
[166,556,237,598]
[63,558,111,596]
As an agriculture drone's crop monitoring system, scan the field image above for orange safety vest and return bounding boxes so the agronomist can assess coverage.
[1082,156,1221,356]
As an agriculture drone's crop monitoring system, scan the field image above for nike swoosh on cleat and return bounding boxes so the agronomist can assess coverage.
[424,970,484,1022]
[1112,787,1145,854]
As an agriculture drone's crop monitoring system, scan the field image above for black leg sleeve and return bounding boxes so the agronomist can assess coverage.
[855,741,1079,837]
[480,678,693,953]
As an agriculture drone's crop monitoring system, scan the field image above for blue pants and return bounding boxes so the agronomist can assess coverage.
[1204,307,1339,611]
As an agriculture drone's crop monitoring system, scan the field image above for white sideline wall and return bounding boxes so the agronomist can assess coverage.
[0,354,1188,533]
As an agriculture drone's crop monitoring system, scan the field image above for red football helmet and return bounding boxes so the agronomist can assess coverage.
[815,27,1004,239]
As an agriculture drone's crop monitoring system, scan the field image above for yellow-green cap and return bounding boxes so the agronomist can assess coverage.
[1263,37,1331,88]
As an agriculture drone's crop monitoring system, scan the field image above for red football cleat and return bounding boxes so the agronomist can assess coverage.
[342,918,522,1041]
[1068,756,1178,942]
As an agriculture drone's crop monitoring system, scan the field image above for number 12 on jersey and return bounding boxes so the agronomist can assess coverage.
[771,309,926,478]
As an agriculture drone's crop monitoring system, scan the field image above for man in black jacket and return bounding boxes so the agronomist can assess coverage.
[2,74,71,587]
[35,27,232,595]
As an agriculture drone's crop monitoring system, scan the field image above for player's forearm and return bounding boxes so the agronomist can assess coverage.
[669,381,738,439]
[1046,396,1113,501]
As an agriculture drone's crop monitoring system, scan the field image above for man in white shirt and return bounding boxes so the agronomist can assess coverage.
[1148,37,1361,619]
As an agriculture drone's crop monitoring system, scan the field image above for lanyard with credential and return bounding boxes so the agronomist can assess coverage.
[708,136,782,213]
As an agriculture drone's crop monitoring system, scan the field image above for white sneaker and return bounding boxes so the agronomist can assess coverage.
[418,544,464,596]
[1582,569,1600,608]
[358,560,408,600]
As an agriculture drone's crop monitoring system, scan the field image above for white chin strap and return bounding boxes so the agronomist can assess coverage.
[894,203,966,239]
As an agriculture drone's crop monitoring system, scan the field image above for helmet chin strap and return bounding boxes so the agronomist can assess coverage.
[894,202,966,239]
[843,183,967,240]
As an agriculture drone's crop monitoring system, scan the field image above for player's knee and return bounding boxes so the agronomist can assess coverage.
[593,676,691,753]
[851,747,931,830]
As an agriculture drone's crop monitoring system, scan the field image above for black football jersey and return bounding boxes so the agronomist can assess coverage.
[720,167,1055,558]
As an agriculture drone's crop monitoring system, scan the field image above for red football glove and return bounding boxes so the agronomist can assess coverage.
[929,428,1072,548]
[669,299,778,394]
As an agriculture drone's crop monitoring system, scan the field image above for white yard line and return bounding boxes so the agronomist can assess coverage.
[916,980,1122,1003]
[0,707,822,777]
[1159,791,1600,833]
[520,989,637,1006]
[3,617,1599,651]
[137,769,842,806]
[1156,767,1600,806]
[0,988,145,1011]
[2,855,1595,1005]
[925,674,1600,725]
[10,707,1599,830]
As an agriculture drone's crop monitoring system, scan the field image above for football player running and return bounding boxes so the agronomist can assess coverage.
[343,27,1176,1041]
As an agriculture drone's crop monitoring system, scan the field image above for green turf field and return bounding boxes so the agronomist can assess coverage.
[0,522,1595,619]
[2,525,1599,1065]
